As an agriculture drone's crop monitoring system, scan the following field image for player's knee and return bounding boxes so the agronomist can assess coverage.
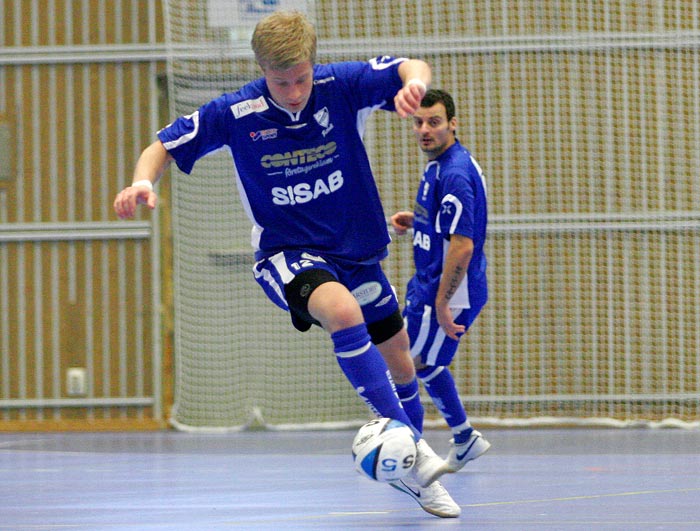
[308,283,363,332]
[388,362,416,386]
[328,307,363,332]
[414,358,428,371]
[384,356,416,386]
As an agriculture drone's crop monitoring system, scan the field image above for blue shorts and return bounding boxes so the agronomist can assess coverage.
[253,250,400,327]
[404,302,484,367]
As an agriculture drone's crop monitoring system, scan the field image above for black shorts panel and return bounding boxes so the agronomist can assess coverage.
[284,268,338,332]
[367,308,404,345]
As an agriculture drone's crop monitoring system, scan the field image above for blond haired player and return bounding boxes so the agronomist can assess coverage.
[115,11,460,518]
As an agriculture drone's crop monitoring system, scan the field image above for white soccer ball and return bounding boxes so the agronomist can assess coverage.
[351,418,417,482]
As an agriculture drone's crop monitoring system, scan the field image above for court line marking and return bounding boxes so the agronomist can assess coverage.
[464,486,700,507]
[211,486,700,526]
[2,487,699,529]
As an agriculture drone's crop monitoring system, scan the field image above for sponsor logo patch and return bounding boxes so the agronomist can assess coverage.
[231,96,269,119]
[250,128,278,141]
[270,171,344,205]
[375,295,393,308]
[261,142,337,168]
[351,282,383,306]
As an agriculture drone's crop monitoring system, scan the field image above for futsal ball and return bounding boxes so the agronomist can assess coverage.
[351,418,417,482]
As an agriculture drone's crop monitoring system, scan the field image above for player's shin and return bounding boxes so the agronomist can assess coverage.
[332,324,419,437]
[395,378,425,434]
[417,365,468,433]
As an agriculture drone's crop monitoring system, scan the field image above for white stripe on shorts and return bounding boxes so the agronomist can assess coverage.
[270,252,295,284]
[411,306,464,366]
[410,304,432,358]
[425,327,446,366]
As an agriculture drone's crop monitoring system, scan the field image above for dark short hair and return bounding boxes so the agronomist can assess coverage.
[420,89,455,121]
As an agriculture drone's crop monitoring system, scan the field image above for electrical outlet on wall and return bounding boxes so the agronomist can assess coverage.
[66,368,87,397]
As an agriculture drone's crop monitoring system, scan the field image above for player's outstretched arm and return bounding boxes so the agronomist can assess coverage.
[390,211,415,235]
[394,59,431,118]
[114,140,173,219]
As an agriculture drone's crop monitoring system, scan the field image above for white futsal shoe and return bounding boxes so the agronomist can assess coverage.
[446,429,491,472]
[390,476,461,518]
[412,438,450,487]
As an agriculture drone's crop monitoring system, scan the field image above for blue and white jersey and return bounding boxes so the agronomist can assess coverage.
[157,57,406,263]
[407,141,488,310]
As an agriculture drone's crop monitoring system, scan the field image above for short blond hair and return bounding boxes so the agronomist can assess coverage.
[251,11,317,71]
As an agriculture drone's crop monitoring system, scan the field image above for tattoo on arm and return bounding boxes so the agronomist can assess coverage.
[443,265,465,302]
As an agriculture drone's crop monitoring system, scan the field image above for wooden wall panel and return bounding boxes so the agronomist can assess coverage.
[0,0,168,430]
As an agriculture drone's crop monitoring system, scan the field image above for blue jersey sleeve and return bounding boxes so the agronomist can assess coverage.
[157,97,231,174]
[436,171,477,239]
[326,56,405,113]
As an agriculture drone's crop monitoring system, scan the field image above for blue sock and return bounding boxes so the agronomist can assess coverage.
[332,324,418,437]
[395,378,424,434]
[417,365,471,441]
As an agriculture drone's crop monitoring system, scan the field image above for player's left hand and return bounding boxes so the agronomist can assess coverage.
[394,80,426,118]
[436,303,466,340]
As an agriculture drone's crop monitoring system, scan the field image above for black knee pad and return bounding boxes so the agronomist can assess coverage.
[284,268,337,332]
[367,309,404,345]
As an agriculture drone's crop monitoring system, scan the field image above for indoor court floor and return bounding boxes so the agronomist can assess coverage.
[1,427,699,530]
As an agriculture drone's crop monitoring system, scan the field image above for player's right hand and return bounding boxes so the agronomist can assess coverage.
[436,302,466,341]
[113,184,157,219]
[390,211,414,235]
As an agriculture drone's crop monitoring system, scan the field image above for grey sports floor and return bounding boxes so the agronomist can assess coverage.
[1,428,699,530]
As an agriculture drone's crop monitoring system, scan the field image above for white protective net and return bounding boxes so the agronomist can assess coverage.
[164,0,700,430]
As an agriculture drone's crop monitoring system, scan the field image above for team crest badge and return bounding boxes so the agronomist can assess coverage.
[314,107,334,136]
